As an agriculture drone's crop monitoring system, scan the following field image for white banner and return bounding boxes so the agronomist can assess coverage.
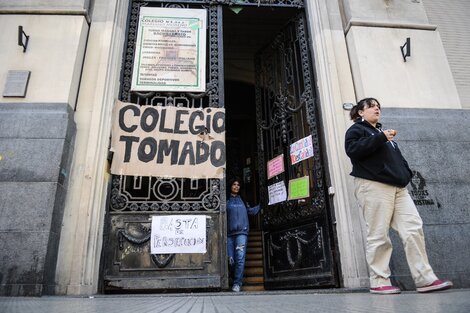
[151,215,207,254]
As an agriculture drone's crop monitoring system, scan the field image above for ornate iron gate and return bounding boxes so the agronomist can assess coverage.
[103,0,226,291]
[102,0,330,293]
[255,13,338,289]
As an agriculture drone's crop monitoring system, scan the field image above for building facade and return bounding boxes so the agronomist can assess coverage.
[0,0,469,296]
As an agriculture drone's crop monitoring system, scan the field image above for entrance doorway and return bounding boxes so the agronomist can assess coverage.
[224,7,301,290]
[224,5,301,228]
[224,6,339,290]
[102,1,339,293]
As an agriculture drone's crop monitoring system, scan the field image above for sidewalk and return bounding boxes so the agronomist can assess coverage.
[1,289,469,313]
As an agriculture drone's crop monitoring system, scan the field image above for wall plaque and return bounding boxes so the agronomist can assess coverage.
[3,70,30,97]
[131,7,207,92]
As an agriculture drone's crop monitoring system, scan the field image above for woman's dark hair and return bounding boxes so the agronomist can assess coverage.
[227,177,241,197]
[350,97,381,121]
[226,177,249,207]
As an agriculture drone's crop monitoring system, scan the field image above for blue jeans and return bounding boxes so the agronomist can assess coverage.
[227,234,248,286]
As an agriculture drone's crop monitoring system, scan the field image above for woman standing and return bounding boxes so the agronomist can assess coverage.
[226,178,260,292]
[345,97,452,294]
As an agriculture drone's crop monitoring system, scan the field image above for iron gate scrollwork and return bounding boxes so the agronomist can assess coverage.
[103,0,226,292]
[110,176,222,212]
[102,0,313,292]
[256,15,325,227]
[255,13,338,289]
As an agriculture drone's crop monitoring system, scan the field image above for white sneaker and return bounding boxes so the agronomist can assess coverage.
[232,284,241,292]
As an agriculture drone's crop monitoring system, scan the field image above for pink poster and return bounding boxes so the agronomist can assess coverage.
[267,154,285,179]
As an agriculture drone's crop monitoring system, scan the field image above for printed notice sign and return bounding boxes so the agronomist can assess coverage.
[290,135,314,165]
[288,176,310,200]
[267,154,285,179]
[151,215,206,254]
[131,7,206,92]
[110,100,225,179]
[268,181,287,205]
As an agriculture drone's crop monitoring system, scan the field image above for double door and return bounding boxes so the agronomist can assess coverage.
[102,0,338,292]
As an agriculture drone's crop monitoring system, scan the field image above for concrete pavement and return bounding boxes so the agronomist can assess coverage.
[1,289,469,313]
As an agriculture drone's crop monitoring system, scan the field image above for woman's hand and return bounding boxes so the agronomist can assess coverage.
[384,129,397,141]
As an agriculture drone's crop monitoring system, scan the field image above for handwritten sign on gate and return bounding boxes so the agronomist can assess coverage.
[110,100,225,179]
[289,135,314,165]
[267,154,285,179]
[151,215,207,254]
[288,176,310,200]
[268,181,287,205]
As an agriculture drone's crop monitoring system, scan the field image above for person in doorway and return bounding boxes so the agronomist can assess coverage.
[345,97,453,295]
[226,177,260,292]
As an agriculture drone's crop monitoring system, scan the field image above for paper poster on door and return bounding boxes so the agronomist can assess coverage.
[268,181,287,205]
[110,100,225,179]
[151,215,206,254]
[290,135,313,165]
[288,176,310,200]
[267,154,285,179]
[131,7,206,92]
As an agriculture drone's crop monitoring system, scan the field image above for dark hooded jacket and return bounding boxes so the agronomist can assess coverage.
[345,120,412,187]
[226,195,260,236]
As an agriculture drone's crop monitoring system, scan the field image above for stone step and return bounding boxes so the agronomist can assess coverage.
[241,285,265,292]
[241,231,264,291]
[245,259,263,267]
[248,230,262,236]
[246,252,262,260]
[248,235,262,241]
[246,247,262,254]
[244,266,263,276]
[244,276,264,284]
[247,241,262,248]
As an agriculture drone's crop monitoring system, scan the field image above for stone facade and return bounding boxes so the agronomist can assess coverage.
[0,0,469,296]
[381,108,470,289]
[0,103,75,296]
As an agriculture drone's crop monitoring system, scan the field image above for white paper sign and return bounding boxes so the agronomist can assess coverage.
[151,215,206,254]
[268,181,287,205]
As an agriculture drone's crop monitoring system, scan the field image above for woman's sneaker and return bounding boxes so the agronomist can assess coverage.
[232,284,241,292]
[370,286,401,294]
[417,280,453,293]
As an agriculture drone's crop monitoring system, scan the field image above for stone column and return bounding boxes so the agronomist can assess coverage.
[54,0,128,295]
[304,0,370,288]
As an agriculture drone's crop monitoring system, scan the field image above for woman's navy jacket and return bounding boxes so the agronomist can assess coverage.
[227,195,260,236]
